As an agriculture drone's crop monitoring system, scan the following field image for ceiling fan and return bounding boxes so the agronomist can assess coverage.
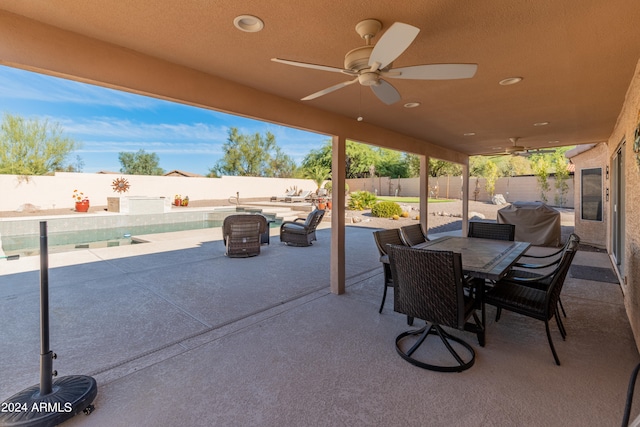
[497,137,555,157]
[271,19,478,105]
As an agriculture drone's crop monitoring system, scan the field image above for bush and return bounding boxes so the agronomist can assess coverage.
[348,191,377,210]
[371,201,403,218]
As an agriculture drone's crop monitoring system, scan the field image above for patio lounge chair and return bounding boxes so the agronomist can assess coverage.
[279,209,325,246]
[270,189,297,202]
[222,214,268,257]
[285,190,312,203]
[388,245,483,372]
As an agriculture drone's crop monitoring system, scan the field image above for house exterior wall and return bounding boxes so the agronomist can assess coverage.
[606,60,640,350]
[569,143,608,248]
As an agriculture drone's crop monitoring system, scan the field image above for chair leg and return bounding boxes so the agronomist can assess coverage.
[555,307,567,340]
[545,319,561,366]
[495,307,502,322]
[395,324,476,372]
[558,297,567,318]
[379,284,388,314]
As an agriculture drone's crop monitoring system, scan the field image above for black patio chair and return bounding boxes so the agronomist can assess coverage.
[483,236,579,365]
[388,245,483,372]
[399,223,429,246]
[372,229,406,314]
[279,209,325,246]
[222,214,268,258]
[468,221,515,241]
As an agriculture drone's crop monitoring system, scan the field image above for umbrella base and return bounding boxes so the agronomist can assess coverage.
[0,375,97,427]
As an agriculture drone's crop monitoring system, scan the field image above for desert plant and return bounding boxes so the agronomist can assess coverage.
[371,200,403,218]
[348,191,377,210]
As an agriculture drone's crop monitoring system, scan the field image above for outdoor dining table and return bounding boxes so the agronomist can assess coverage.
[412,235,531,282]
[412,235,532,345]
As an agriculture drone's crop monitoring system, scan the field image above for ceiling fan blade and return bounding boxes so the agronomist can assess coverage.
[371,79,401,105]
[271,58,345,74]
[387,64,478,80]
[301,78,359,101]
[368,23,420,70]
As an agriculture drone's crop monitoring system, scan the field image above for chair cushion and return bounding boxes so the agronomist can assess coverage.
[281,223,307,234]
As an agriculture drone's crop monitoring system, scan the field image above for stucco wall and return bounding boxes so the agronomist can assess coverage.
[0,172,319,212]
[605,60,640,350]
[346,175,575,208]
[569,143,608,248]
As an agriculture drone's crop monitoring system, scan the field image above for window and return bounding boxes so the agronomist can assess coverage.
[581,168,602,221]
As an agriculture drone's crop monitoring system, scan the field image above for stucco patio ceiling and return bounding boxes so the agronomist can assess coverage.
[1,1,640,156]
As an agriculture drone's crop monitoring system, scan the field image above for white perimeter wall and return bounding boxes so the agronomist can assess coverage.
[0,172,319,211]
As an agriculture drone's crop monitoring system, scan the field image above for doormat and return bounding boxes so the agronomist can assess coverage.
[570,265,619,284]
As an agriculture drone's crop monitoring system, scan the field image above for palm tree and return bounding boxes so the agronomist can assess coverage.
[303,165,330,193]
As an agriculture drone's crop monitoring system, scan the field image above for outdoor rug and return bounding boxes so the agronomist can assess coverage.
[570,265,619,284]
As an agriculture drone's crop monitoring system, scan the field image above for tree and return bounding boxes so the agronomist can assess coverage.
[118,149,164,175]
[530,155,552,202]
[0,113,81,175]
[552,151,570,206]
[210,128,296,177]
[303,164,330,192]
[483,160,500,197]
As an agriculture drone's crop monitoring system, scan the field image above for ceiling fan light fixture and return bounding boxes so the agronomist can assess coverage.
[499,77,523,86]
[403,102,421,108]
[233,15,264,32]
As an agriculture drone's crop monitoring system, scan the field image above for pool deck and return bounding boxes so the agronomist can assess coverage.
[1,225,639,426]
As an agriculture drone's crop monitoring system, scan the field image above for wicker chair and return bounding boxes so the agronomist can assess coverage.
[399,224,429,246]
[279,209,325,246]
[222,214,268,257]
[468,221,515,241]
[388,245,484,372]
[372,229,406,314]
[484,236,579,365]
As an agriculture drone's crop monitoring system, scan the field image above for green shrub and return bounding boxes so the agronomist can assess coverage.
[348,191,377,210]
[371,201,403,218]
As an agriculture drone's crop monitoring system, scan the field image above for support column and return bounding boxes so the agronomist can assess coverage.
[330,135,346,295]
[462,162,470,236]
[420,155,429,234]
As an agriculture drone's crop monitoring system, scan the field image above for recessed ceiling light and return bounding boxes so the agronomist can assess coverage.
[533,121,549,126]
[463,132,476,136]
[403,102,421,108]
[499,77,523,86]
[233,15,264,32]
[548,140,560,144]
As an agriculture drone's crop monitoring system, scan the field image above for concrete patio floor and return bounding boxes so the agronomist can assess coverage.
[1,224,638,426]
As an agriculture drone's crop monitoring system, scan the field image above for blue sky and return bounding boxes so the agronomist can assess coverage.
[0,65,329,175]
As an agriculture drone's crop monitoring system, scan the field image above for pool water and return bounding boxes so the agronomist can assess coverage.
[2,213,281,257]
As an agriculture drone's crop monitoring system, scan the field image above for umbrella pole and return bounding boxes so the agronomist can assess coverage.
[0,221,97,427]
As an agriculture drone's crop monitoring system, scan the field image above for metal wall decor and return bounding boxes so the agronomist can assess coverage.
[111,177,131,193]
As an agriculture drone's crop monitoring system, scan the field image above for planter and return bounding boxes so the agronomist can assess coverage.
[75,201,90,212]
[326,201,332,210]
[174,198,182,206]
[318,202,327,210]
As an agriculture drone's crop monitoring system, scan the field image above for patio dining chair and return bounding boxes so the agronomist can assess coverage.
[468,221,515,241]
[279,209,325,246]
[483,236,579,365]
[388,245,483,372]
[372,229,406,314]
[222,214,268,257]
[399,224,429,246]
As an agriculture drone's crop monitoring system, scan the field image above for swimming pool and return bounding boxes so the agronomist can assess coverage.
[0,209,281,257]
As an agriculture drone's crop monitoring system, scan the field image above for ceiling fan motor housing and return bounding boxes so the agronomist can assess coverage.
[344,46,374,71]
